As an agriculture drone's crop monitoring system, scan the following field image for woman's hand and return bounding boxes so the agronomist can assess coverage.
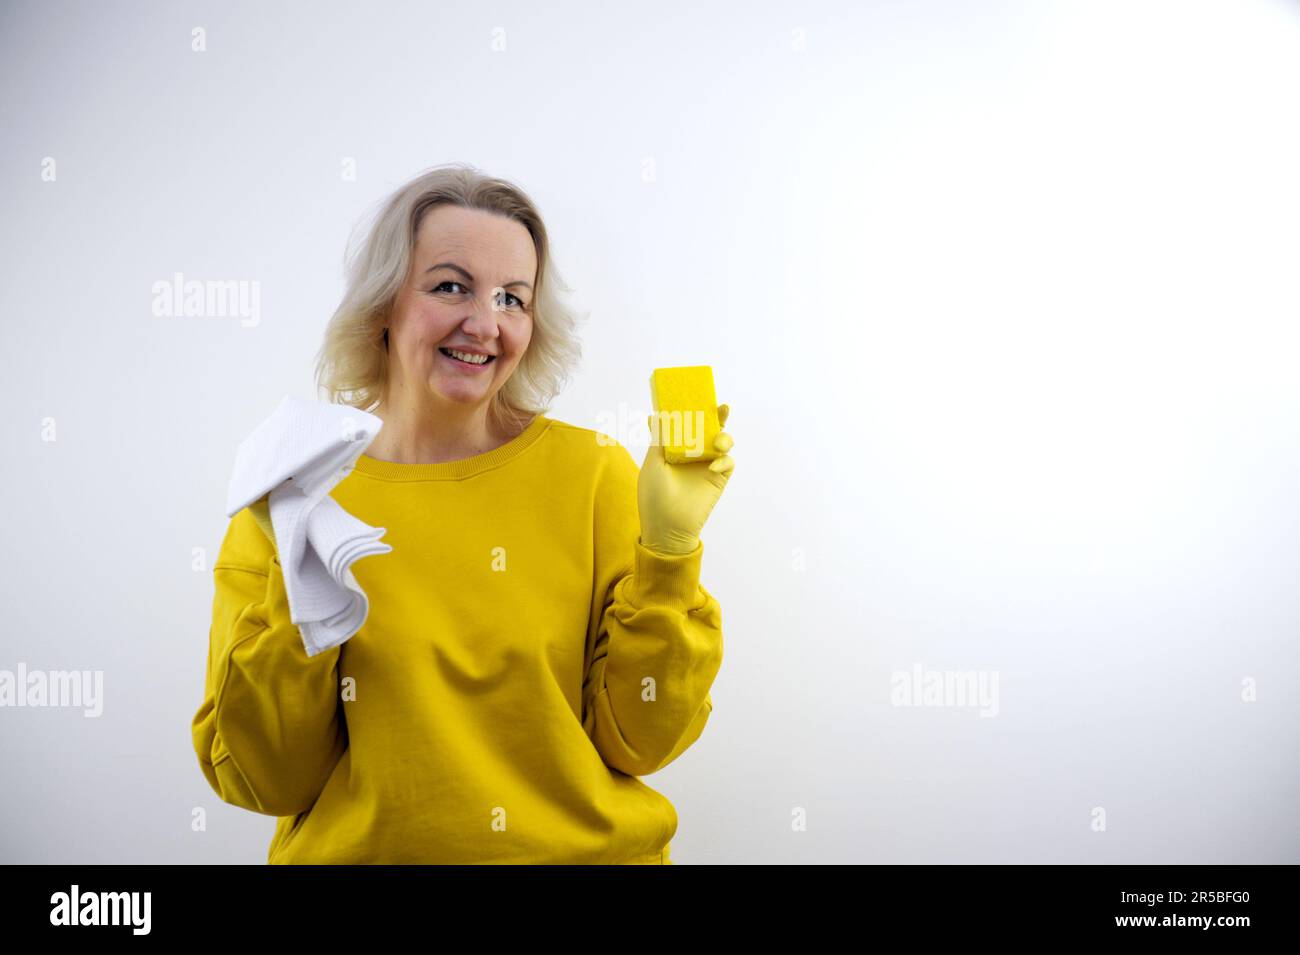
[638,404,736,555]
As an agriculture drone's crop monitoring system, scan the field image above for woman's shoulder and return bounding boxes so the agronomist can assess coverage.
[215,504,275,573]
[538,416,640,479]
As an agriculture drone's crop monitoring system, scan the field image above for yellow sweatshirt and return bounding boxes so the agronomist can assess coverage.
[191,413,723,864]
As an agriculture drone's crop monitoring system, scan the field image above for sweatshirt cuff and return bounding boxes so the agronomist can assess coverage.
[628,537,708,611]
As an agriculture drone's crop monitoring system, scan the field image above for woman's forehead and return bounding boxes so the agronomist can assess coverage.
[417,209,535,273]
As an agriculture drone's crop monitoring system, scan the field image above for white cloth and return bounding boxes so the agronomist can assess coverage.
[225,395,392,657]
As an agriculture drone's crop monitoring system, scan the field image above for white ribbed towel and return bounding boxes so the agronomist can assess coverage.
[225,395,392,657]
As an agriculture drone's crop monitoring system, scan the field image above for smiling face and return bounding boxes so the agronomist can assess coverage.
[384,203,537,420]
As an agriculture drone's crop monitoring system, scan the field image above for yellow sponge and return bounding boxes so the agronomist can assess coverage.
[649,365,721,464]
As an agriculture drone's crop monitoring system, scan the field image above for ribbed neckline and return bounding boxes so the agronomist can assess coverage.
[350,414,552,481]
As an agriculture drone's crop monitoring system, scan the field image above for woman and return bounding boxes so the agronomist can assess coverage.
[191,163,736,864]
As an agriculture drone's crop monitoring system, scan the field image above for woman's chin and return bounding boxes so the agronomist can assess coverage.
[429,377,493,404]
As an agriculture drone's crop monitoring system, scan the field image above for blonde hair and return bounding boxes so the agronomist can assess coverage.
[314,163,584,436]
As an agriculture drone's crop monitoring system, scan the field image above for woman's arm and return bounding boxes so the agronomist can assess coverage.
[191,504,347,816]
[581,446,724,776]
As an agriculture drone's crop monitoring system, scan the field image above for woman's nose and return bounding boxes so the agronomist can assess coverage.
[462,295,503,334]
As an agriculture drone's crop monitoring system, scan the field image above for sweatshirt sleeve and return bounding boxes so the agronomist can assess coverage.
[580,443,724,777]
[190,505,348,817]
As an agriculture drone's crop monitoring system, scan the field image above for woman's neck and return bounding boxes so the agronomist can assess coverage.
[367,397,511,465]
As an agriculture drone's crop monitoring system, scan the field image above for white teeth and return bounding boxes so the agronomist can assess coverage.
[444,348,491,365]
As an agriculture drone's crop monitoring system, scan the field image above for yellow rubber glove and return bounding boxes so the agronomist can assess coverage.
[248,493,278,552]
[638,403,736,556]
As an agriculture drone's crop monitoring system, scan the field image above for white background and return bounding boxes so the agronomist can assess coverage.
[2,0,1298,863]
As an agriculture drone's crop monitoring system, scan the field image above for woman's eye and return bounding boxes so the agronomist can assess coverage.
[431,281,526,310]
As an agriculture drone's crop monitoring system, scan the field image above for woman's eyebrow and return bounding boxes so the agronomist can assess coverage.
[425,261,532,290]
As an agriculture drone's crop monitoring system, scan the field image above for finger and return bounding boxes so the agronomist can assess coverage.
[708,454,734,475]
[713,431,734,454]
[717,403,730,428]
